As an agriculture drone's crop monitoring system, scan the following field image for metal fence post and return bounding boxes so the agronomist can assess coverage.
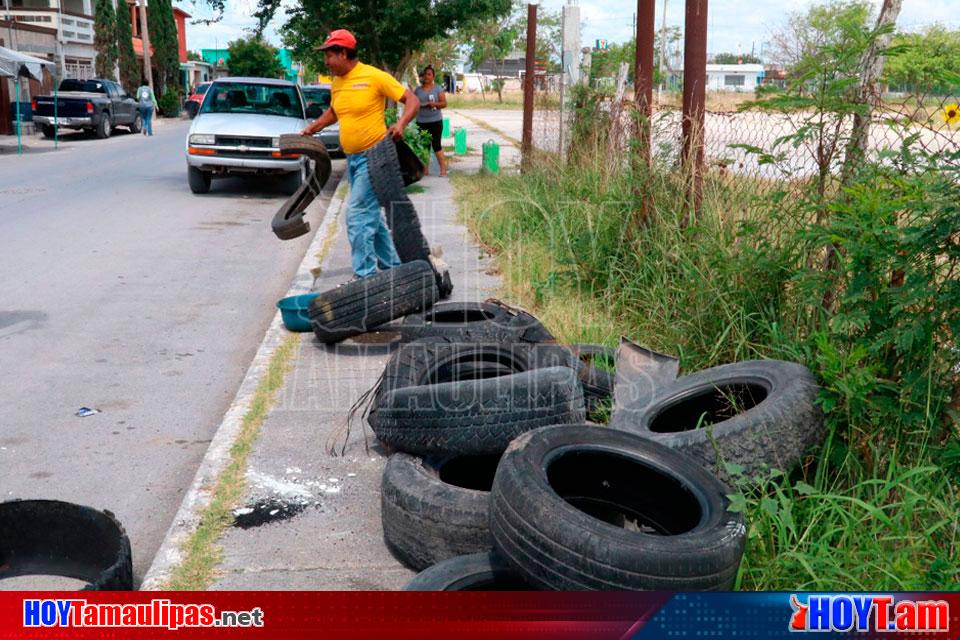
[521,2,537,170]
[635,0,655,166]
[681,0,708,223]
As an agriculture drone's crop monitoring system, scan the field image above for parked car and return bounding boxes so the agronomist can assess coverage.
[185,77,322,195]
[32,78,141,139]
[301,83,341,155]
[183,81,211,119]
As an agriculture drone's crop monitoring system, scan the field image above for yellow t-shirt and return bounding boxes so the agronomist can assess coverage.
[331,62,406,155]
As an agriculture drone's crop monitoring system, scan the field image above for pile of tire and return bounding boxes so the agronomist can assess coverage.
[362,303,824,590]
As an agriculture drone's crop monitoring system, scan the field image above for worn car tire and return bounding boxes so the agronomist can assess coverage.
[41,124,56,139]
[366,138,432,264]
[308,260,438,344]
[382,452,499,570]
[627,360,824,481]
[570,344,616,416]
[374,366,586,456]
[272,135,333,240]
[95,113,112,139]
[0,499,133,590]
[381,301,553,344]
[371,339,581,417]
[489,425,746,591]
[128,112,142,134]
[404,552,530,591]
[187,166,211,194]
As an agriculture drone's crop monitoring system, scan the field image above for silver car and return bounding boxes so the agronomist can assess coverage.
[302,83,342,156]
[185,77,321,195]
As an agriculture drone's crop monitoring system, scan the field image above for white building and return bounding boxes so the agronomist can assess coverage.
[705,64,764,92]
[4,0,96,78]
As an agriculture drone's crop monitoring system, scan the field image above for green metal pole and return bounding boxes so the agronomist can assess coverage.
[15,75,21,155]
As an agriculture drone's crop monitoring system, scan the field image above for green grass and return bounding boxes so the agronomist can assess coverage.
[405,184,427,194]
[165,333,301,590]
[452,153,960,590]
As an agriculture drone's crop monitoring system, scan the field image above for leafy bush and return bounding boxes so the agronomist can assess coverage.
[385,106,433,165]
[157,87,181,117]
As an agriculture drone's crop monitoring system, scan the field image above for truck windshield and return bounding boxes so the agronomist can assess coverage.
[201,82,303,119]
[59,79,108,93]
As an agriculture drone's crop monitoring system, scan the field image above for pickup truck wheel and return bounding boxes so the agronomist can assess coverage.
[128,113,142,134]
[188,167,211,194]
[95,114,112,139]
[280,163,305,196]
[41,124,56,139]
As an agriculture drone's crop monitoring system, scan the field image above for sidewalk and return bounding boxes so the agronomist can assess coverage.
[145,111,522,590]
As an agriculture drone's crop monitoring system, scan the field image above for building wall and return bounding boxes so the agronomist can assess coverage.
[172,9,187,63]
[705,64,763,92]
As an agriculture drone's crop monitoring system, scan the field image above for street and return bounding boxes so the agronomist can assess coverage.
[0,120,342,585]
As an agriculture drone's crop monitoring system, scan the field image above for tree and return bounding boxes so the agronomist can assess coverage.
[410,35,463,83]
[147,0,181,92]
[464,12,519,102]
[884,25,960,96]
[591,41,635,82]
[768,0,872,73]
[93,0,118,80]
[115,0,139,93]
[712,52,762,64]
[514,4,562,73]
[226,36,285,78]
[281,0,511,78]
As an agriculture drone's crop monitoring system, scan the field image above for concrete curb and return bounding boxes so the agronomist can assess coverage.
[140,171,348,590]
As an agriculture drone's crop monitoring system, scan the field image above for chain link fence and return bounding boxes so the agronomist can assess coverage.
[531,83,959,198]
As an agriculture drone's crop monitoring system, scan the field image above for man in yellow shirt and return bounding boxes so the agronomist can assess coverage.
[300,29,421,279]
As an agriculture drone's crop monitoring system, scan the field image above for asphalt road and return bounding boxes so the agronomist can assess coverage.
[0,121,342,585]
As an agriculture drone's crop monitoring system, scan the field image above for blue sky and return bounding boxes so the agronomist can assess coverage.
[178,0,955,58]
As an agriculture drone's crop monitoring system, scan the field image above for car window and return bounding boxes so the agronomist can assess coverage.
[60,79,108,93]
[196,84,210,95]
[200,82,303,118]
[302,88,331,110]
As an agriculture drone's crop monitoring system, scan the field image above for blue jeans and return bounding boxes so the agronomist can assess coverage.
[140,106,153,135]
[346,152,401,278]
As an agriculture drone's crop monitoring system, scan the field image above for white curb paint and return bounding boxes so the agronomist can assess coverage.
[141,171,349,590]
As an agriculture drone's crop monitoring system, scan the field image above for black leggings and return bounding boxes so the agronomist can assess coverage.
[417,120,443,152]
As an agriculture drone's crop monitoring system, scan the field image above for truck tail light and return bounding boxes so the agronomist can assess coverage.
[31,99,37,111]
[86,101,94,114]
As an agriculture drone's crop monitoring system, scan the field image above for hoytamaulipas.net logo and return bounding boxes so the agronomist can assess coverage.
[23,599,264,630]
[789,594,949,633]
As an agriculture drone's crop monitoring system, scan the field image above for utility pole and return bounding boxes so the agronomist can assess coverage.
[3,0,17,51]
[137,0,153,89]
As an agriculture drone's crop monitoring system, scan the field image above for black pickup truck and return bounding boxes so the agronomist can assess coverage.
[32,78,142,139]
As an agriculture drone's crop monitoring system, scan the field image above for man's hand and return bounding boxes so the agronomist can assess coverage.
[386,123,405,141]
[300,124,314,136]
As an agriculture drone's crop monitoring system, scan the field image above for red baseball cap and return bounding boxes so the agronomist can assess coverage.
[317,29,357,51]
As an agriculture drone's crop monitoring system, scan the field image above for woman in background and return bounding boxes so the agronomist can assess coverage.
[414,65,447,177]
[137,79,158,137]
